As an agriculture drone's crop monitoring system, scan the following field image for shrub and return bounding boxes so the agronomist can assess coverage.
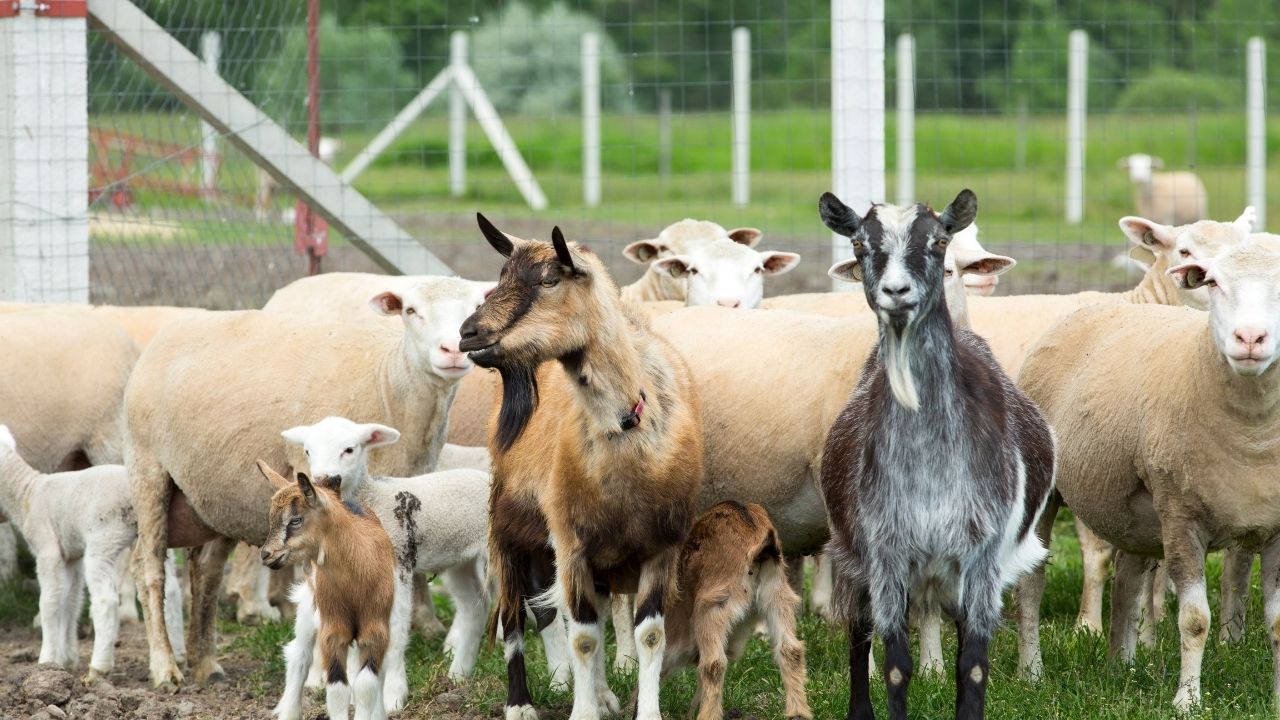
[1114,68,1242,113]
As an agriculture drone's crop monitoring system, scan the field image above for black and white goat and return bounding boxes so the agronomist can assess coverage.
[817,190,1055,720]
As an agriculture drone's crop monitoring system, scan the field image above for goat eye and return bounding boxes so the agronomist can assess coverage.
[944,269,954,278]
[540,277,559,288]
[288,517,302,528]
[936,237,950,250]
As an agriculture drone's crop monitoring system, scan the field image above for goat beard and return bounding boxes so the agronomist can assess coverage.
[495,365,539,452]
[881,325,920,411]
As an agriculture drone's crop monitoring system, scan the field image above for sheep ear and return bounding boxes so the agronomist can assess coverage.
[1127,245,1157,272]
[362,423,400,449]
[280,426,309,446]
[939,189,978,235]
[726,227,763,247]
[1151,156,1165,169]
[1168,261,1212,289]
[819,192,861,237]
[654,255,693,279]
[828,258,864,283]
[0,425,14,452]
[475,280,498,300]
[255,460,291,491]
[1118,216,1177,251]
[623,240,667,264]
[956,253,1016,277]
[476,213,514,258]
[760,251,801,276]
[296,472,319,505]
[1235,206,1257,235]
[551,227,576,272]
[369,291,403,316]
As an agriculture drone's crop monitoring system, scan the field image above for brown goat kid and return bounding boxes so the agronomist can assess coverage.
[665,501,811,720]
[257,461,395,720]
[459,215,704,720]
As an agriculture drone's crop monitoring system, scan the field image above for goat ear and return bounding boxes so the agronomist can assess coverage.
[362,423,400,449]
[1168,260,1213,289]
[828,258,864,284]
[1235,206,1258,235]
[623,240,667,264]
[819,192,861,237]
[956,253,1016,277]
[551,227,576,272]
[726,227,763,247]
[255,460,291,491]
[1118,216,1177,251]
[939,189,978,235]
[369,291,403,316]
[296,472,319,505]
[654,255,693,279]
[476,212,514,258]
[760,251,801,276]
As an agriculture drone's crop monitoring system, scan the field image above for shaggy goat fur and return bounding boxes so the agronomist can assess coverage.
[461,215,703,720]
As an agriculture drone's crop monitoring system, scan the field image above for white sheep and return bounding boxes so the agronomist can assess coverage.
[270,416,524,720]
[0,425,184,681]
[1119,153,1208,226]
[1017,235,1280,710]
[651,238,800,309]
[619,219,763,304]
[125,277,484,702]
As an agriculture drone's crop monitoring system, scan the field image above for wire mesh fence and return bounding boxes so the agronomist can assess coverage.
[77,1,1280,308]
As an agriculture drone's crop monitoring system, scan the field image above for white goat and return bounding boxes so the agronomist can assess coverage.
[1119,153,1208,226]
[0,425,184,681]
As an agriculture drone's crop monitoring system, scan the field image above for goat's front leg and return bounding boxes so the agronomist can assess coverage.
[954,564,1002,720]
[634,546,679,720]
[559,550,609,720]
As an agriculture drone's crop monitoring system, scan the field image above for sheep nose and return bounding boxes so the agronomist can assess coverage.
[716,298,741,308]
[882,283,911,298]
[1235,327,1268,348]
[439,340,461,355]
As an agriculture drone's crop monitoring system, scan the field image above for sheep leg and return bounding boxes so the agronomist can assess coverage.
[1163,523,1209,712]
[811,553,835,621]
[115,555,141,625]
[320,624,355,720]
[1074,517,1113,634]
[411,573,447,638]
[0,522,17,582]
[62,557,86,670]
[1218,547,1253,644]
[1016,489,1060,680]
[129,452,184,689]
[611,593,637,670]
[354,617,390,720]
[916,608,944,676]
[1150,561,1170,627]
[380,569,412,712]
[760,556,811,720]
[536,605,571,688]
[274,581,317,720]
[634,547,679,720]
[442,562,488,681]
[163,551,187,665]
[84,549,125,681]
[1107,551,1154,664]
[186,536,233,684]
[35,551,71,667]
[1257,538,1280,710]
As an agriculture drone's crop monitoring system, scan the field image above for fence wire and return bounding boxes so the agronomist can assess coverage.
[80,1,1280,307]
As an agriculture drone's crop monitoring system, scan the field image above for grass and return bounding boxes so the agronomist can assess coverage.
[0,513,1276,717]
[87,109,1280,259]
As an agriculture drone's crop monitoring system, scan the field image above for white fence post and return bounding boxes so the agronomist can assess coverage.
[1247,36,1267,230]
[831,0,886,289]
[199,31,221,200]
[658,88,672,181]
[449,31,468,198]
[895,33,915,207]
[0,10,89,302]
[732,27,751,207]
[582,32,601,207]
[1065,29,1088,225]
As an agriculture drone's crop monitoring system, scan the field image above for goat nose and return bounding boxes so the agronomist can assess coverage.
[882,283,910,298]
[1235,327,1268,347]
[459,317,478,340]
[716,298,741,308]
[260,548,270,561]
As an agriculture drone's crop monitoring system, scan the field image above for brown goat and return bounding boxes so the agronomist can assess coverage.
[664,501,811,720]
[257,461,395,720]
[459,214,704,720]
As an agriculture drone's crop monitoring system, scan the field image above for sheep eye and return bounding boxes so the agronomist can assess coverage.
[343,447,354,455]
[303,449,309,457]
[753,267,763,274]
[1206,279,1218,288]
[688,268,699,276]
[1179,249,1191,258]
[405,307,417,316]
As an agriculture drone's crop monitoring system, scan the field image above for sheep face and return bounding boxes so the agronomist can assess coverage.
[1118,153,1162,184]
[1120,208,1255,309]
[369,277,489,380]
[1170,237,1280,375]
[461,215,609,370]
[256,461,333,570]
[820,189,978,332]
[281,416,400,502]
[653,239,800,309]
[622,219,763,266]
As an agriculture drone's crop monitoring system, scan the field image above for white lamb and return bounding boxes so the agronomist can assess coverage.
[0,425,184,681]
[1119,153,1208,226]
[272,417,569,720]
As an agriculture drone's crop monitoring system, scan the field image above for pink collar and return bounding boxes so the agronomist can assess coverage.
[619,389,647,431]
